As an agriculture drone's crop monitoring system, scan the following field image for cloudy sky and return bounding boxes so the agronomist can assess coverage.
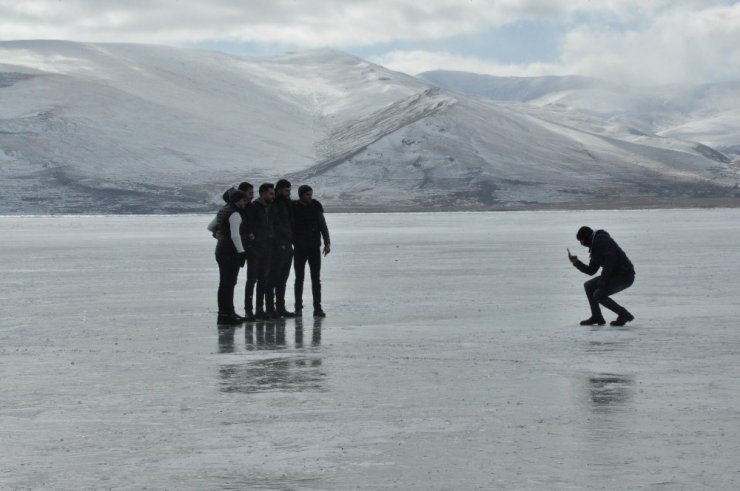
[1,0,739,85]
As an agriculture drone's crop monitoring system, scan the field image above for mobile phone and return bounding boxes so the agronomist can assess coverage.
[567,248,572,258]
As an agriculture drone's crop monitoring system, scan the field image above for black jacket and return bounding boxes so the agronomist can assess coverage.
[244,199,277,251]
[293,199,330,249]
[574,230,635,282]
[214,203,241,256]
[273,195,294,247]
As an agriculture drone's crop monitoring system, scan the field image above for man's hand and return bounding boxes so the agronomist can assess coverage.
[569,255,578,265]
[323,244,331,257]
[238,251,247,267]
[213,230,225,240]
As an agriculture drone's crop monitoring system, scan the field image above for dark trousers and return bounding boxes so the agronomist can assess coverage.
[585,275,634,318]
[270,244,294,311]
[216,252,241,315]
[294,246,322,310]
[246,247,272,313]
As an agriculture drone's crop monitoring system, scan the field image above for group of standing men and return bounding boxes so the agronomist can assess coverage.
[208,179,330,326]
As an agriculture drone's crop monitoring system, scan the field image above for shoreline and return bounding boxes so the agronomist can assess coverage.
[0,197,738,215]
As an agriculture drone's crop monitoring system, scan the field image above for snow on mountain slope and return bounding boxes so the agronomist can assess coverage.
[299,94,736,210]
[421,70,740,161]
[0,41,737,213]
[0,41,427,212]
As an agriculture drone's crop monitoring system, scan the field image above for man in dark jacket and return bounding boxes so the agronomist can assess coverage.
[209,189,250,326]
[244,183,277,319]
[570,226,636,326]
[293,185,330,317]
[270,179,296,318]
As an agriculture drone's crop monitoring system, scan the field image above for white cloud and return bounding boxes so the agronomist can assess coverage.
[561,3,740,84]
[0,0,738,84]
[0,0,708,45]
[373,2,740,84]
[371,50,566,78]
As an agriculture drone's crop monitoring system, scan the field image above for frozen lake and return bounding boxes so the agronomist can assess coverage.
[1,209,739,489]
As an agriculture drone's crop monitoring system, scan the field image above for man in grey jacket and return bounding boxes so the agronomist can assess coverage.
[569,226,635,326]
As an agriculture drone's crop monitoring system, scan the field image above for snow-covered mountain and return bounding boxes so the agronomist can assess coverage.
[0,41,737,213]
[421,70,740,162]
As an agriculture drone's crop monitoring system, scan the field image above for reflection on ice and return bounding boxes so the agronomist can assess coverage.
[217,317,324,394]
[244,321,288,350]
[218,328,236,353]
[219,355,325,394]
[586,339,629,353]
[588,373,634,411]
[295,317,323,347]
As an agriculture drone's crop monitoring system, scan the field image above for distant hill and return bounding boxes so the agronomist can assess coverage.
[420,70,740,162]
[0,41,737,213]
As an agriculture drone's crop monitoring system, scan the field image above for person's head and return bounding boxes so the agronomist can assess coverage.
[298,184,313,204]
[259,182,275,204]
[275,179,292,199]
[576,226,594,247]
[229,189,249,209]
[238,181,254,201]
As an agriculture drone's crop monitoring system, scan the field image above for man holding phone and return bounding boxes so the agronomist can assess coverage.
[569,226,636,326]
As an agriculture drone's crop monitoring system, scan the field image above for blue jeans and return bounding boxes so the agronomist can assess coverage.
[584,275,634,318]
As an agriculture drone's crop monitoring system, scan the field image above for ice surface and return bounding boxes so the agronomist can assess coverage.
[1,210,739,489]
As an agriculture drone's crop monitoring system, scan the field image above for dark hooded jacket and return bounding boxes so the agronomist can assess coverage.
[574,229,635,283]
[273,194,294,247]
[244,198,277,252]
[293,199,330,249]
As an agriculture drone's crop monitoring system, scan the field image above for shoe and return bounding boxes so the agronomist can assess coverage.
[579,316,606,326]
[217,313,243,326]
[313,309,326,318]
[244,311,256,322]
[610,313,635,326]
[277,309,296,318]
[255,310,267,320]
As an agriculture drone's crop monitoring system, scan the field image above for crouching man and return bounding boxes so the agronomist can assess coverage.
[569,226,635,326]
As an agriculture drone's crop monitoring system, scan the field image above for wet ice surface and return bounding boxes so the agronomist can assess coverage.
[1,210,739,490]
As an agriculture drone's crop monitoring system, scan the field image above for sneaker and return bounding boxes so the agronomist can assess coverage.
[610,313,635,326]
[313,309,326,318]
[579,316,606,326]
[277,309,296,318]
